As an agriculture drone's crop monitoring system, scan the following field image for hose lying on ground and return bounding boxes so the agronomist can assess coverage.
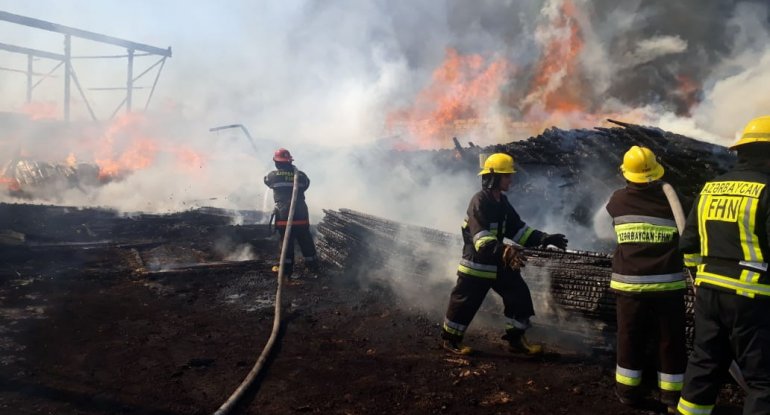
[213,167,300,415]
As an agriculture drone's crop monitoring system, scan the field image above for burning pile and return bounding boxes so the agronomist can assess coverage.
[0,112,205,198]
[1,158,101,197]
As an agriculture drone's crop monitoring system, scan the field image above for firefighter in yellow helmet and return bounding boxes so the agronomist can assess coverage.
[606,146,687,411]
[440,153,568,355]
[677,116,770,415]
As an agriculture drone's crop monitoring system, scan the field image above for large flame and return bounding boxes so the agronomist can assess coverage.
[94,113,159,179]
[521,0,588,121]
[385,48,511,149]
[385,0,689,149]
[89,112,207,180]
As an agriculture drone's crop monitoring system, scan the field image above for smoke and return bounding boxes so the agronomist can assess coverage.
[620,35,688,69]
[1,1,770,232]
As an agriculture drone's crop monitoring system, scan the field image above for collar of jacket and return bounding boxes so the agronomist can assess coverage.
[626,181,662,191]
[734,158,770,174]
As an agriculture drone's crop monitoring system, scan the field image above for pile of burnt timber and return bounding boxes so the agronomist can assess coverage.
[431,120,735,251]
[0,158,102,197]
[317,208,695,349]
[0,203,270,277]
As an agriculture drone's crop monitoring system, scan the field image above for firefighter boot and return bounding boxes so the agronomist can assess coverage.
[659,391,680,415]
[440,331,473,355]
[615,386,642,407]
[502,328,543,356]
[303,260,319,279]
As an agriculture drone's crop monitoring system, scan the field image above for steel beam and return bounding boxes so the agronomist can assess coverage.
[0,42,64,60]
[126,49,134,112]
[26,55,32,102]
[0,11,172,57]
[63,34,71,121]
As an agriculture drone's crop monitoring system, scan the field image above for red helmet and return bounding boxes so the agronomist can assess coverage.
[273,148,293,162]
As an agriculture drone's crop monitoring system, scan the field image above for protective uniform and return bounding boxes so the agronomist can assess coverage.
[441,153,567,355]
[606,146,687,408]
[677,117,770,415]
[264,148,318,278]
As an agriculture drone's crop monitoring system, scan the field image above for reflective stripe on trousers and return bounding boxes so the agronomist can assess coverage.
[616,365,642,386]
[442,318,467,336]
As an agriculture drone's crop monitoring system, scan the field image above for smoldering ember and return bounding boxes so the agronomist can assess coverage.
[0,119,746,415]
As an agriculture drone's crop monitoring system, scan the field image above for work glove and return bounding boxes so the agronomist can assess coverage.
[540,233,568,250]
[502,244,527,270]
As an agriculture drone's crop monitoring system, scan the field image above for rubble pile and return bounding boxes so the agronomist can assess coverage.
[393,121,737,250]
[1,158,102,195]
[0,203,270,276]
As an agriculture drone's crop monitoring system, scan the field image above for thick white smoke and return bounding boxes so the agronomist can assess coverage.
[1,0,770,230]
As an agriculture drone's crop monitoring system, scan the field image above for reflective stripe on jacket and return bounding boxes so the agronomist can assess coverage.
[264,168,311,221]
[457,189,545,279]
[606,182,686,294]
[680,167,770,298]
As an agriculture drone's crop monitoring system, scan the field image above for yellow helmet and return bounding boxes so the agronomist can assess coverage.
[620,146,664,183]
[478,153,516,175]
[730,116,770,150]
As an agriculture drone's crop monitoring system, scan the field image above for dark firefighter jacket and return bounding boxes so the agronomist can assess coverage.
[458,189,546,279]
[606,182,686,295]
[680,161,770,298]
[264,168,310,226]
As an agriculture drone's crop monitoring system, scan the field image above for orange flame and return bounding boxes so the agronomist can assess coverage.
[522,0,587,118]
[170,146,206,172]
[65,153,78,167]
[92,113,206,179]
[384,0,657,149]
[94,113,158,179]
[0,176,21,192]
[386,48,511,149]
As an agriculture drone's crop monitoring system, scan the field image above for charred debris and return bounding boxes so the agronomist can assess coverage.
[1,120,733,350]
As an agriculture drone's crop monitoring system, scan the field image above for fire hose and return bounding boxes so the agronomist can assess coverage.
[212,166,300,415]
[662,182,749,393]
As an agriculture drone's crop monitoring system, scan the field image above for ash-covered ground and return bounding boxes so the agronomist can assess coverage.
[0,202,744,415]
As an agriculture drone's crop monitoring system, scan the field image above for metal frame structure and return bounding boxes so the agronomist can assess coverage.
[0,11,172,121]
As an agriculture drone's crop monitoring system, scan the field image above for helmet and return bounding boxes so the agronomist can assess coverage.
[730,116,770,150]
[620,146,664,183]
[273,148,293,163]
[478,153,516,176]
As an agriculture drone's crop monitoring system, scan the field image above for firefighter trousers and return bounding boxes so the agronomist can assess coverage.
[615,293,687,404]
[678,286,770,415]
[276,224,318,277]
[443,269,535,337]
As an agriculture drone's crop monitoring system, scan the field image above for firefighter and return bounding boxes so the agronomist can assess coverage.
[264,148,318,278]
[677,116,770,415]
[606,146,687,411]
[440,153,568,355]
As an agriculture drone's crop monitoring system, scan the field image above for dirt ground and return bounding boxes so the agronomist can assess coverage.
[0,204,744,415]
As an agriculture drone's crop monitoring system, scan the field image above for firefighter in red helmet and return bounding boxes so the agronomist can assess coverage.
[264,148,318,278]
